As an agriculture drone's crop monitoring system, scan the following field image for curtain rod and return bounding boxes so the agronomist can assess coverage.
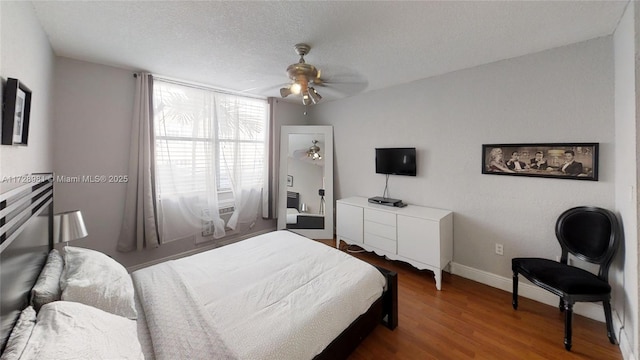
[133,72,267,101]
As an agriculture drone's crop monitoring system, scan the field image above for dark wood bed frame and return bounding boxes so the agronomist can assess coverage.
[315,266,398,359]
[0,173,54,352]
[0,175,396,359]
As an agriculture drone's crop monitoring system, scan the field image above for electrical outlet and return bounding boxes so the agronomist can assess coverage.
[495,243,504,256]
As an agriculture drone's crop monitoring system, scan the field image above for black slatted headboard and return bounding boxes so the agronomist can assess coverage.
[287,191,300,210]
[0,174,53,352]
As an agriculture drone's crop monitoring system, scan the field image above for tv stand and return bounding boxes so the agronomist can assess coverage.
[336,197,453,290]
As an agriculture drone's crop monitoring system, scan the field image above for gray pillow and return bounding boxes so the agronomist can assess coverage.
[60,246,137,319]
[0,306,36,360]
[30,249,64,311]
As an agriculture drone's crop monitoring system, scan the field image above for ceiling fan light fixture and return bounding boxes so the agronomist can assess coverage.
[308,87,322,104]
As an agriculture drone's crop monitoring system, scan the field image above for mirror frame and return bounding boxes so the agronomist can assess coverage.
[277,125,334,239]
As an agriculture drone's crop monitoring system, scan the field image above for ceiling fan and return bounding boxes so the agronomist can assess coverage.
[279,43,324,105]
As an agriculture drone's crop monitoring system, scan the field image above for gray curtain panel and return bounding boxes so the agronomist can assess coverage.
[117,72,160,252]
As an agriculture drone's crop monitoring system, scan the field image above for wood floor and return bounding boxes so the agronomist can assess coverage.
[319,239,622,360]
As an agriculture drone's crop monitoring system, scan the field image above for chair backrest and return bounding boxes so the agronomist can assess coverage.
[555,206,620,281]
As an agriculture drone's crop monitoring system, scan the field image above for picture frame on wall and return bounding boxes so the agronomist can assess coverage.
[482,143,599,181]
[2,78,32,145]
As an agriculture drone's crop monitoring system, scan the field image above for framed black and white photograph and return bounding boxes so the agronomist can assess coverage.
[482,143,599,181]
[287,175,293,187]
[2,78,32,145]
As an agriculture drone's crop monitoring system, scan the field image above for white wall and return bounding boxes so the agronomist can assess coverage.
[0,1,55,187]
[312,37,616,309]
[314,37,614,277]
[53,57,136,257]
[613,1,638,358]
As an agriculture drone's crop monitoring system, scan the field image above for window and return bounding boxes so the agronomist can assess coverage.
[153,78,268,227]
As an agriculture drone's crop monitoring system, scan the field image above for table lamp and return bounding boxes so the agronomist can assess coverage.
[54,210,88,245]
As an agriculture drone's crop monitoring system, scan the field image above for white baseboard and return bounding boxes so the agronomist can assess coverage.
[613,309,636,360]
[450,262,605,322]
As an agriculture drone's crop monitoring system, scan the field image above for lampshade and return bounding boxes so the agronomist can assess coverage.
[302,92,312,106]
[54,210,88,243]
[280,87,292,98]
[308,87,322,104]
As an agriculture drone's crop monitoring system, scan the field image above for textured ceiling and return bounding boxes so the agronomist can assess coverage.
[31,1,628,103]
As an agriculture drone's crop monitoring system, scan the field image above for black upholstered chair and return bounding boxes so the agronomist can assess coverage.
[512,206,620,351]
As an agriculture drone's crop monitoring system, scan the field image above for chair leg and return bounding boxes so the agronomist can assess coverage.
[564,301,573,351]
[603,300,617,344]
[512,271,518,310]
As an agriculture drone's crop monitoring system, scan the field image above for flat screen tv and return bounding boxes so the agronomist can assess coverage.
[375,148,416,176]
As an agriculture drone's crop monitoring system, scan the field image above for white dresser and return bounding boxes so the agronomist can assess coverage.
[336,197,453,290]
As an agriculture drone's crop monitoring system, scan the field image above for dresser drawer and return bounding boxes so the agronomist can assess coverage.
[364,220,396,240]
[364,233,397,253]
[364,208,396,226]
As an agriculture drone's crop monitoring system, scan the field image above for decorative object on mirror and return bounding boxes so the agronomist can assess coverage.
[2,78,32,145]
[482,143,599,181]
[307,140,322,160]
[54,210,88,245]
[318,189,325,215]
[287,175,293,187]
[300,203,308,213]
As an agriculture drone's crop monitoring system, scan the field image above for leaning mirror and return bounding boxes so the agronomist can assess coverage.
[278,126,333,239]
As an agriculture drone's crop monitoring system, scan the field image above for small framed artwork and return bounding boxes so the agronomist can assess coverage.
[287,175,293,187]
[482,143,599,181]
[2,78,32,145]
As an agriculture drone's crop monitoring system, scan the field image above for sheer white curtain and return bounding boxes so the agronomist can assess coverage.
[216,95,267,230]
[153,80,267,243]
[117,72,160,252]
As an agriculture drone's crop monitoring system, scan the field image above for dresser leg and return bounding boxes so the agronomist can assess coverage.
[434,271,442,290]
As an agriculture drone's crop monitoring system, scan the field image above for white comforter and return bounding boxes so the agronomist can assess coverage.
[134,230,385,360]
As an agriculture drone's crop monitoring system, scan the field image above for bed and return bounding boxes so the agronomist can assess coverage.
[286,191,325,229]
[0,175,397,360]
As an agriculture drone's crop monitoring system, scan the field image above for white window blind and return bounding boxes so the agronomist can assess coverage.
[153,79,268,204]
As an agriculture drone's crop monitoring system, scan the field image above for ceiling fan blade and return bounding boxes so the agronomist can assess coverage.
[238,82,287,96]
[310,65,368,98]
[315,80,368,98]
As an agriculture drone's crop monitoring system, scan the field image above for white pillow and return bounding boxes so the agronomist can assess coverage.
[61,246,137,319]
[19,301,143,360]
[0,307,36,360]
[30,249,64,311]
